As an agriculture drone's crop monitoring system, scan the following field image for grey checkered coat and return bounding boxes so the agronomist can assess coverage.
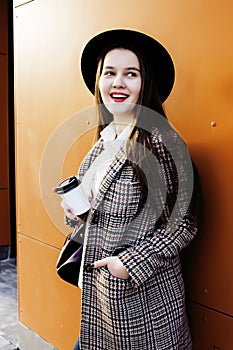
[76,126,198,350]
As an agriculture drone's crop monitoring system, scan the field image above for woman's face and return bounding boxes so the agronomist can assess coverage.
[98,48,142,118]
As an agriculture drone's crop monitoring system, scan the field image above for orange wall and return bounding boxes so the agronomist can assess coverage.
[14,0,233,349]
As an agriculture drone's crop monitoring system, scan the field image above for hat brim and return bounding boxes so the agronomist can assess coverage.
[81,29,175,103]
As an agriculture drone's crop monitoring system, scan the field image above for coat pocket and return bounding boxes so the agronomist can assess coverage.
[96,267,130,302]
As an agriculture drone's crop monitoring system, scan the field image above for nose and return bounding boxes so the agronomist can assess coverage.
[112,74,125,88]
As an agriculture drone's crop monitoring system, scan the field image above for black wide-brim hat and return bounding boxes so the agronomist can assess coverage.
[81,29,175,102]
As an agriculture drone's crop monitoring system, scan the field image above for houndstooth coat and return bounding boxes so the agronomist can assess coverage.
[76,125,198,350]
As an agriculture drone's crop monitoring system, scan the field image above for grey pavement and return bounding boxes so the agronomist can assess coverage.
[0,259,19,350]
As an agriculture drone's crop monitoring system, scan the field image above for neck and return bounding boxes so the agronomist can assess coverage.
[113,113,134,136]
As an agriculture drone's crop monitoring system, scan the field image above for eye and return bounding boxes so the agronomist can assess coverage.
[103,70,115,77]
[126,71,139,78]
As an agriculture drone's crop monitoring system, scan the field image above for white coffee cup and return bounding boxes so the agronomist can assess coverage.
[54,176,91,215]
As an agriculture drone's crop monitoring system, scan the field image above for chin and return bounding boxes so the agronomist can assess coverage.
[104,102,136,117]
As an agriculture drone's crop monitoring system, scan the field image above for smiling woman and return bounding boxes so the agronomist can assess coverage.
[60,29,202,350]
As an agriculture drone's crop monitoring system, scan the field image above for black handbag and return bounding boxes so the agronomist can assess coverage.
[56,223,85,287]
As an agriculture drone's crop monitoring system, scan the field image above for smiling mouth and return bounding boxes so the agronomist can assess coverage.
[110,93,129,102]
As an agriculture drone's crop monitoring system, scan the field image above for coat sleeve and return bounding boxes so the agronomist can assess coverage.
[118,129,202,287]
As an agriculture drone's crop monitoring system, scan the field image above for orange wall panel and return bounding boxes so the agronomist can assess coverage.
[18,234,81,350]
[183,140,233,315]
[187,301,233,350]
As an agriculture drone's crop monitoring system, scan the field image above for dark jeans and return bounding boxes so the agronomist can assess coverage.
[73,337,80,350]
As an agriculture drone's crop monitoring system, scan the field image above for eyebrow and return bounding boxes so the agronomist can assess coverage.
[103,65,141,72]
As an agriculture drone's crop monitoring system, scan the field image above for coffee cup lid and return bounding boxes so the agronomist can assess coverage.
[55,176,79,194]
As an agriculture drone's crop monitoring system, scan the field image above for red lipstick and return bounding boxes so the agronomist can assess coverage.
[110,92,129,102]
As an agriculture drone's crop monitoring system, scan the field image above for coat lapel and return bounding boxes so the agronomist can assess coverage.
[93,145,128,211]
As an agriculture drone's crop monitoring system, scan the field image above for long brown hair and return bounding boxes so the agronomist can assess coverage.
[94,45,170,207]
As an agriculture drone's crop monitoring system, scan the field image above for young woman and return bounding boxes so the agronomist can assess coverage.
[63,29,201,350]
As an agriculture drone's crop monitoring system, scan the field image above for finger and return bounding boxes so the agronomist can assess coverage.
[93,257,110,268]
[88,190,94,203]
[61,201,79,221]
[66,213,79,221]
[60,200,74,213]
